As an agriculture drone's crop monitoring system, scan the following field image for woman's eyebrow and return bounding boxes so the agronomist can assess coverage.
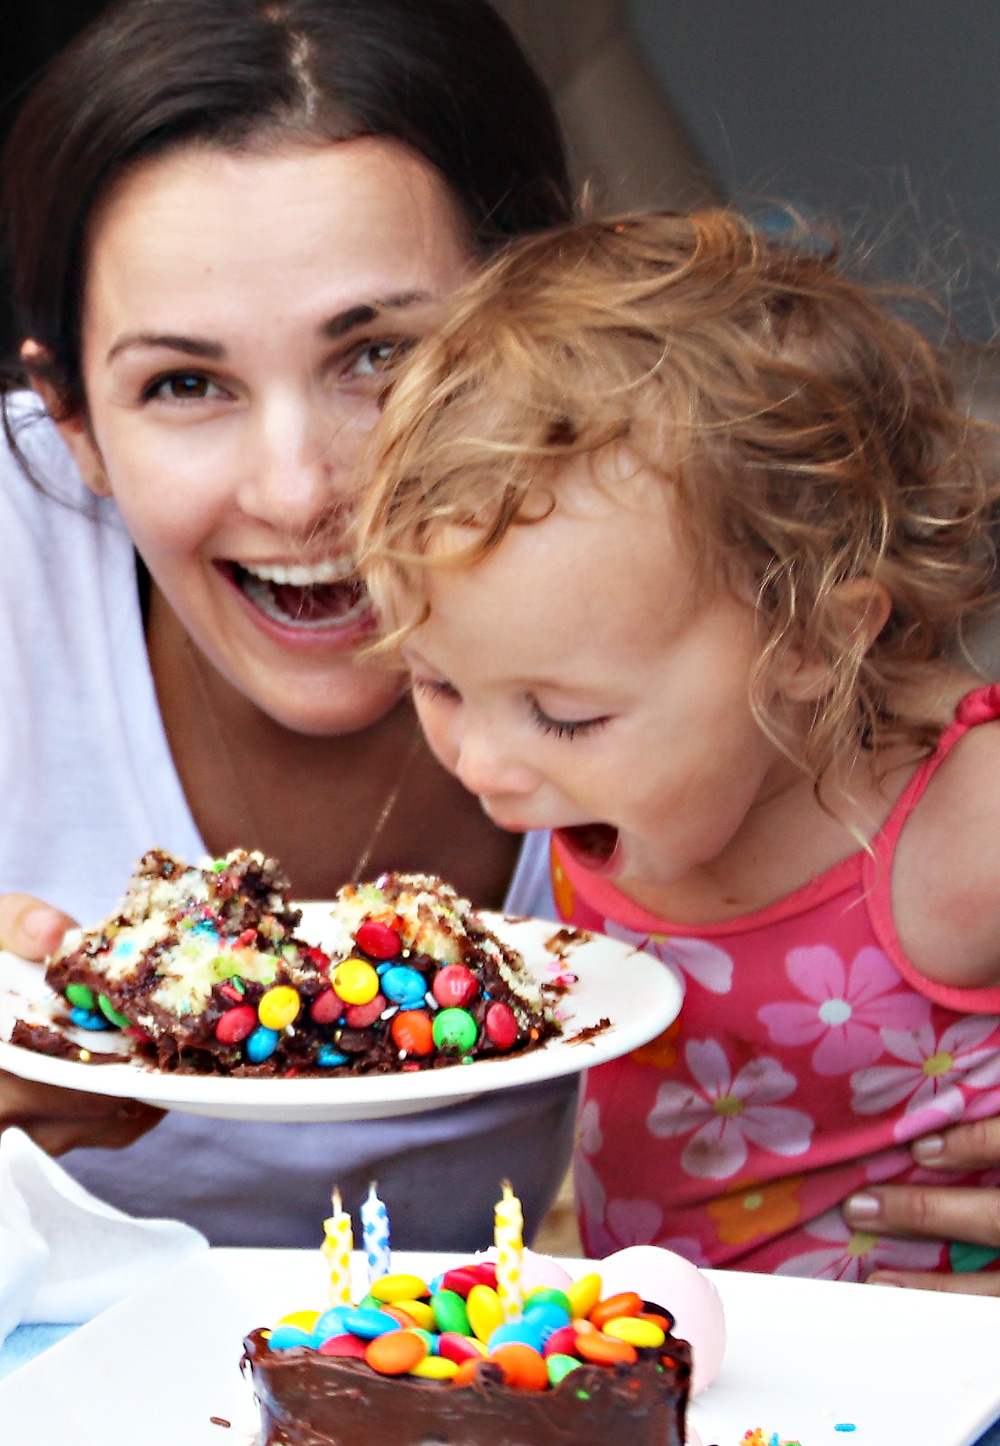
[106,332,225,363]
[322,292,429,339]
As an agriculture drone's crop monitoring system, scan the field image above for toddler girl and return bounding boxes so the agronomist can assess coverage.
[358,210,1000,1281]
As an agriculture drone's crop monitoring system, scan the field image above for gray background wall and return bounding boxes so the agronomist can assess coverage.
[627,0,1000,340]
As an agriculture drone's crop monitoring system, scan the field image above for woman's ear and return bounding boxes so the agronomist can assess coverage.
[778,578,892,703]
[20,339,110,497]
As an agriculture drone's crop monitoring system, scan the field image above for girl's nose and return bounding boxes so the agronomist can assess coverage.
[237,395,362,536]
[452,720,538,801]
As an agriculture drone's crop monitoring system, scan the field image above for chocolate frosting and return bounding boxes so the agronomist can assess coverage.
[242,1329,690,1446]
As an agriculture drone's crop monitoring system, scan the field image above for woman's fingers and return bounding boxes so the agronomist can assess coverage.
[866,1267,1000,1296]
[0,1072,163,1155]
[909,1116,1000,1173]
[844,1183,1000,1250]
[0,894,75,960]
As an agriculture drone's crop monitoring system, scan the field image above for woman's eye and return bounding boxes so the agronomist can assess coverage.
[529,698,610,740]
[144,372,225,402]
[346,337,415,379]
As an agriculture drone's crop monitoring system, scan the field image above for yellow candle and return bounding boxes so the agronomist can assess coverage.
[321,1188,354,1305]
[493,1179,524,1321]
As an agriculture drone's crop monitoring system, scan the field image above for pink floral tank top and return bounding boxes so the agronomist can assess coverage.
[554,685,1000,1279]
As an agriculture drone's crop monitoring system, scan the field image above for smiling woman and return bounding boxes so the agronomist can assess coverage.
[0,0,576,1249]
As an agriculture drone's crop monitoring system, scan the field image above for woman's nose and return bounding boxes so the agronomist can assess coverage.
[237,395,362,535]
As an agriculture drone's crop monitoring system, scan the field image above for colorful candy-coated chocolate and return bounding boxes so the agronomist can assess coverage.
[313,1306,355,1342]
[409,1355,458,1380]
[469,1262,499,1290]
[602,1316,666,1348]
[392,1299,436,1331]
[316,1045,349,1067]
[546,1353,582,1386]
[332,958,380,1005]
[431,964,478,1009]
[489,1343,549,1392]
[488,1320,545,1353]
[466,1283,505,1343]
[430,1289,471,1337]
[450,1357,487,1388]
[317,1333,368,1359]
[524,1288,572,1316]
[65,983,96,1010]
[484,1000,519,1049]
[381,965,428,1007]
[344,993,387,1028]
[355,919,402,959]
[245,1025,280,1063]
[589,1291,643,1329]
[576,1332,638,1366]
[390,1010,434,1055]
[97,993,130,1028]
[268,1325,315,1351]
[309,988,342,1025]
[567,1273,602,1320]
[542,1325,579,1358]
[517,1301,570,1345]
[276,1310,320,1334]
[364,1329,427,1375]
[439,1267,482,1298]
[214,1003,257,1045]
[438,1331,487,1365]
[339,1307,401,1340]
[69,1007,112,1031]
[369,1273,431,1304]
[257,984,300,1030]
[432,1007,478,1053]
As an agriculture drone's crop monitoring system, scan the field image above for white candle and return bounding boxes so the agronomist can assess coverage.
[321,1188,354,1305]
[494,1179,524,1321]
[361,1180,392,1284]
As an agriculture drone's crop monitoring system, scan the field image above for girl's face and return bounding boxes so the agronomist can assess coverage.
[403,454,804,906]
[57,137,472,735]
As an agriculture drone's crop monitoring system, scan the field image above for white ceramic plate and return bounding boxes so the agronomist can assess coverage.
[1,1249,998,1446]
[0,908,682,1122]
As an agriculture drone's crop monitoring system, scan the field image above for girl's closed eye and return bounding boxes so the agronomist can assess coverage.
[410,674,461,704]
[528,696,611,740]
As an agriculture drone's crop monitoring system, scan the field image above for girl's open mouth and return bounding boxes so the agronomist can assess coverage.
[226,560,373,630]
[556,822,620,872]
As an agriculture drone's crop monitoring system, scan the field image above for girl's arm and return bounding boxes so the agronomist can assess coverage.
[0,893,164,1153]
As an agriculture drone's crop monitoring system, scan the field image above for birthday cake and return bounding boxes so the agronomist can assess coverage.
[11,849,558,1075]
[241,1187,698,1446]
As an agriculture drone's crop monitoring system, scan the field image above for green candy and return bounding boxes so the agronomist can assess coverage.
[525,1288,572,1316]
[430,1288,470,1337]
[65,983,95,1011]
[432,1007,478,1054]
[547,1354,581,1387]
[98,993,131,1029]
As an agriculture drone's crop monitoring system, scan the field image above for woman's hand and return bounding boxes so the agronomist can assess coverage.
[843,1119,1000,1295]
[0,893,164,1154]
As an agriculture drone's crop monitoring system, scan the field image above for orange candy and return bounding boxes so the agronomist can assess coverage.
[380,1305,420,1329]
[390,1010,434,1056]
[489,1343,549,1391]
[451,1358,488,1388]
[576,1333,638,1367]
[364,1330,428,1376]
[589,1291,643,1330]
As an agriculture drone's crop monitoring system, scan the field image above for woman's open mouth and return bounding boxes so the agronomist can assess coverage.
[555,822,621,871]
[225,559,373,631]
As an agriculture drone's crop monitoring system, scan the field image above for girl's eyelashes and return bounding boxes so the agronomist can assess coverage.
[410,675,461,703]
[141,370,228,403]
[529,697,611,740]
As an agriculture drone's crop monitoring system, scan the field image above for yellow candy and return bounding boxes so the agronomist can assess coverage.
[257,985,301,1031]
[601,1316,666,1349]
[275,1309,320,1334]
[369,1273,431,1304]
[409,1355,458,1380]
[393,1299,436,1331]
[466,1283,505,1344]
[568,1272,603,1320]
[332,957,380,1006]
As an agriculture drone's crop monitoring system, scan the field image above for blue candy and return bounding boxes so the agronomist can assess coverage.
[268,1325,314,1351]
[245,1025,279,1063]
[520,1301,571,1345]
[70,1007,113,1031]
[380,965,427,1006]
[316,1046,349,1068]
[488,1319,545,1352]
[312,1306,354,1343]
[339,1308,400,1340]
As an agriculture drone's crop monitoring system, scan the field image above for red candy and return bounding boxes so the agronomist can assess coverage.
[542,1325,579,1358]
[302,945,332,971]
[317,1334,368,1359]
[438,1331,486,1365]
[484,1001,519,1049]
[235,928,257,948]
[439,1267,482,1298]
[468,1262,498,1289]
[309,989,343,1024]
[356,920,402,959]
[391,1010,434,1055]
[214,1004,257,1044]
[432,965,478,1009]
[344,993,388,1028]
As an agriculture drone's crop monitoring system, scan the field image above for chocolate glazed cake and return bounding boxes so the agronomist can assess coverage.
[241,1330,691,1446]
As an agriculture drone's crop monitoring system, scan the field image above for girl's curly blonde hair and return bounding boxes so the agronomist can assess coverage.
[357,208,1000,791]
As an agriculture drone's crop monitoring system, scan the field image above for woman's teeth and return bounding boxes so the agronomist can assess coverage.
[232,560,371,628]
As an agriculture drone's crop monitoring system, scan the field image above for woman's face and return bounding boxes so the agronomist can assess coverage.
[58,137,472,735]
